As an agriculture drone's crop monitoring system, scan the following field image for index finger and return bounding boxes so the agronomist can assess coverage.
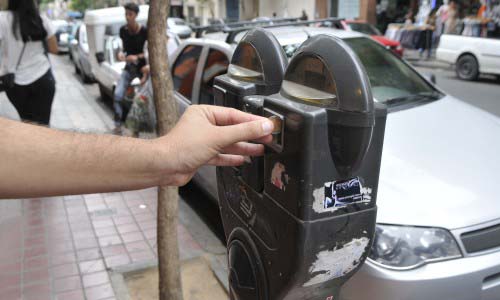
[202,105,267,126]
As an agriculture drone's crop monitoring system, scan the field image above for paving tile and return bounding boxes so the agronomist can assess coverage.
[24,245,47,259]
[50,241,74,254]
[125,241,150,253]
[72,229,96,240]
[82,271,109,288]
[112,216,134,226]
[143,228,157,240]
[24,256,49,271]
[53,275,82,293]
[22,282,51,300]
[50,251,76,266]
[51,263,79,278]
[74,237,99,250]
[138,220,156,230]
[23,267,49,284]
[120,231,144,243]
[92,219,114,229]
[25,226,45,238]
[0,273,21,290]
[76,248,102,262]
[70,222,94,232]
[117,223,139,235]
[104,254,130,269]
[24,236,45,248]
[0,261,21,274]
[85,283,115,300]
[98,235,122,248]
[79,259,106,274]
[94,227,118,237]
[0,286,21,300]
[134,213,154,222]
[101,244,127,258]
[56,288,85,300]
[129,250,155,263]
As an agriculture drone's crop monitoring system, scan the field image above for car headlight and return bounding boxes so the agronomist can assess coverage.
[368,224,462,270]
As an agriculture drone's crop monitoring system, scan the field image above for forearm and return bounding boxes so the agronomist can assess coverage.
[0,118,166,198]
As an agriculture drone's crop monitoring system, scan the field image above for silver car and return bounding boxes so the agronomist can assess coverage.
[70,24,95,83]
[167,26,500,300]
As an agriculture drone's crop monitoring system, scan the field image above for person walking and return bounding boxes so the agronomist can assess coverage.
[0,0,58,125]
[113,3,148,134]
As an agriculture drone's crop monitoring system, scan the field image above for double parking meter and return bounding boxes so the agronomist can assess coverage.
[214,29,387,300]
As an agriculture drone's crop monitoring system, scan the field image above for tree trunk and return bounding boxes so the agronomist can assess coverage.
[147,1,183,300]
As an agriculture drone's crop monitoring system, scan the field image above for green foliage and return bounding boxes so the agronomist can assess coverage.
[70,0,93,12]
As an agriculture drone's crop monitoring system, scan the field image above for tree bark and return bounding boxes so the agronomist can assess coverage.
[147,1,183,300]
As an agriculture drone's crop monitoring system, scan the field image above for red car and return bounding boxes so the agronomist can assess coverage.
[341,20,404,57]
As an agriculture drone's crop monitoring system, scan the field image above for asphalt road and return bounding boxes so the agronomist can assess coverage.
[415,66,500,118]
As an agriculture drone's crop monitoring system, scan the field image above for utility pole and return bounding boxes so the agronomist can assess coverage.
[147,1,183,299]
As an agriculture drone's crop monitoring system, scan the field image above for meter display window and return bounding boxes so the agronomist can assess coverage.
[199,49,230,105]
[228,42,264,82]
[172,45,203,100]
[281,55,337,106]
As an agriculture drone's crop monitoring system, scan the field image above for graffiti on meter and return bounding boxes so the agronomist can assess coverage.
[313,177,372,213]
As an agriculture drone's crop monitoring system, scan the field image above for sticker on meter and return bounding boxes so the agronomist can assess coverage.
[324,177,363,209]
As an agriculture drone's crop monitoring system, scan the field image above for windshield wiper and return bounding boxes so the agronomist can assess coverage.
[385,91,442,106]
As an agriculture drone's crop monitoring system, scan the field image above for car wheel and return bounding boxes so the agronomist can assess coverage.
[82,72,93,84]
[98,83,111,102]
[456,54,479,81]
[75,64,80,75]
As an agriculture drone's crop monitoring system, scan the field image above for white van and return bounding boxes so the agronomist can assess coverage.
[84,5,148,101]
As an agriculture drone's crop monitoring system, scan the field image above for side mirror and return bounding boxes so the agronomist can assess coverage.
[95,52,105,64]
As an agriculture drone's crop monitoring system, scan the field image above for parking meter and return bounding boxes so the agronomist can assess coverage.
[215,31,387,300]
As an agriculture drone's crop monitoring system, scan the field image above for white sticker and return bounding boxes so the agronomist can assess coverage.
[312,178,372,214]
[303,237,370,287]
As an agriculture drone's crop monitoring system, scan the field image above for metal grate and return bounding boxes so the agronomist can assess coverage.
[461,223,500,254]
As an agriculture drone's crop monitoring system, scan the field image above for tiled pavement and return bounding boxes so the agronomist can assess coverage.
[0,55,222,300]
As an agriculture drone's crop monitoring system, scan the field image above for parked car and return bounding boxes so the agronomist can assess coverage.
[326,19,404,57]
[85,6,181,103]
[51,19,71,53]
[70,24,95,83]
[167,17,192,39]
[165,25,500,300]
[67,21,81,61]
[437,34,500,81]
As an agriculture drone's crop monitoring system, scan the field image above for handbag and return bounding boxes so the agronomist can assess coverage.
[0,43,26,92]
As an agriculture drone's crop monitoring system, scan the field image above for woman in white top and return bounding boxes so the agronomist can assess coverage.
[0,0,58,125]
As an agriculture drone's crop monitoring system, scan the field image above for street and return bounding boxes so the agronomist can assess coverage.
[415,66,500,117]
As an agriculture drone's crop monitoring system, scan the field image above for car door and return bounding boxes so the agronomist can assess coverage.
[192,47,231,201]
[477,38,500,74]
[100,36,123,94]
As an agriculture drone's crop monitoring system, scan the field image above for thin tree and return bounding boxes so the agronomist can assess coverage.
[147,1,183,300]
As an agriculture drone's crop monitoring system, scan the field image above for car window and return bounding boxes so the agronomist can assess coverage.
[172,45,203,100]
[199,49,229,105]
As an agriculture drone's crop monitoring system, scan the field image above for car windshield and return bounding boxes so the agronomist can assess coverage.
[174,19,186,26]
[348,23,381,35]
[282,37,441,106]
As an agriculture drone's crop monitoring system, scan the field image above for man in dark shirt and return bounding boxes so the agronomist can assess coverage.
[113,2,147,134]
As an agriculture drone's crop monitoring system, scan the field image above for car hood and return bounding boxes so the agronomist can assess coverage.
[377,96,500,230]
[371,35,399,47]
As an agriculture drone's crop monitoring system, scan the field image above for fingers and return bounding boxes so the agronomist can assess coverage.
[207,154,246,166]
[217,119,274,148]
[222,142,264,156]
[204,106,267,126]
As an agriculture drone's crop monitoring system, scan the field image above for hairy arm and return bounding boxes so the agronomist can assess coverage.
[0,106,273,199]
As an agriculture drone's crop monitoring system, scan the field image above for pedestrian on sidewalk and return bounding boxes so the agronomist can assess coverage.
[0,0,58,125]
[113,2,148,135]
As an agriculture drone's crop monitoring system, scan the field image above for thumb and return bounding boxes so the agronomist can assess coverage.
[217,119,274,148]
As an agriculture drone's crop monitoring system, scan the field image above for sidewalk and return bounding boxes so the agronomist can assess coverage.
[0,55,228,300]
[403,49,453,70]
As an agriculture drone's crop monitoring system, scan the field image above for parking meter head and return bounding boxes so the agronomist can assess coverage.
[281,34,375,176]
[214,28,288,109]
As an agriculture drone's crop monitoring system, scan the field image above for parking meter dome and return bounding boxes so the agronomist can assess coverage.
[281,34,376,176]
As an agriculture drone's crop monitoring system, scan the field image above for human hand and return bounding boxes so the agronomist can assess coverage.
[152,105,274,186]
[118,52,126,61]
[126,54,138,63]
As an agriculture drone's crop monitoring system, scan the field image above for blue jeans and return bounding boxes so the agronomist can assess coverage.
[113,70,133,126]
